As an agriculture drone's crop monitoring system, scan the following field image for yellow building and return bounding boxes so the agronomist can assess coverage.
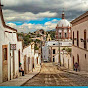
[47,34,51,41]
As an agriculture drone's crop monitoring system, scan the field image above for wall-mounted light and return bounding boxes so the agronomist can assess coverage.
[74,38,77,40]
[80,38,84,42]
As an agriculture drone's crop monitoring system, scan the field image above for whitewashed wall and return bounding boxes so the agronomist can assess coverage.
[61,52,73,69]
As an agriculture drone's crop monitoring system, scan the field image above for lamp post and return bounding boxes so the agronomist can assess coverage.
[63,50,65,66]
[58,35,61,66]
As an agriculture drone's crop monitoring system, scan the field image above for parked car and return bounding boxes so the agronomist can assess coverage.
[43,60,48,62]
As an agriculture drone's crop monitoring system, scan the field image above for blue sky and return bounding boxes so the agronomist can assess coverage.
[8,18,61,26]
[7,17,61,32]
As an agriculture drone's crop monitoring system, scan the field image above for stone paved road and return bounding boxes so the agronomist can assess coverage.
[23,63,88,86]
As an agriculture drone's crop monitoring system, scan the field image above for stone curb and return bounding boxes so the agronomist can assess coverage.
[59,67,88,77]
[21,69,41,86]
[0,66,41,86]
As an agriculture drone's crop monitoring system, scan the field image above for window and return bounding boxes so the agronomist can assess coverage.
[65,33,67,38]
[84,30,87,49]
[28,57,30,64]
[53,49,55,54]
[85,54,86,59]
[3,48,7,60]
[77,31,79,47]
[73,31,74,45]
[77,54,79,64]
[59,33,61,38]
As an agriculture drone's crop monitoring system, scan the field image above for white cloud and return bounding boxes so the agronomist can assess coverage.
[7,19,58,33]
[45,21,57,30]
[52,19,58,22]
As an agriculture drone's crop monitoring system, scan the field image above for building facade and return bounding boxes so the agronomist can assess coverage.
[42,41,72,69]
[71,11,88,71]
[0,3,41,83]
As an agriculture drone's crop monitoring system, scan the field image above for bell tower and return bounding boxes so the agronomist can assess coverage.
[62,8,65,19]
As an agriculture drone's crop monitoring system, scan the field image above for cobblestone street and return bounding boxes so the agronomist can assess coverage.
[23,63,88,86]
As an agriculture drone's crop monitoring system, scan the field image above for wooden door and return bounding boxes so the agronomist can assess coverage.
[77,54,79,65]
[73,56,74,69]
[2,45,8,82]
[68,59,69,69]
[53,58,55,62]
[28,57,30,72]
[37,57,38,64]
[18,50,20,67]
[32,57,34,68]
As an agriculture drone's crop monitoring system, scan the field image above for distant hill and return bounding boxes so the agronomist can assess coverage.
[46,29,56,32]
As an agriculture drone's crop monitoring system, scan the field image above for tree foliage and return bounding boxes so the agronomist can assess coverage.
[47,31,55,40]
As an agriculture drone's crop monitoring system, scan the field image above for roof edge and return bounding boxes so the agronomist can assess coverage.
[71,11,88,24]
[0,3,17,32]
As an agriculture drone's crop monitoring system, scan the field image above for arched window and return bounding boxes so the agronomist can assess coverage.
[53,49,55,54]
[59,33,62,38]
[73,31,74,45]
[84,30,87,49]
[65,33,67,38]
[77,31,79,47]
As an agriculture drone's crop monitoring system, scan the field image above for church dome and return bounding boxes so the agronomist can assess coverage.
[58,19,71,27]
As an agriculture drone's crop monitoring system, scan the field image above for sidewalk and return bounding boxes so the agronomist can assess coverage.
[57,65,88,77]
[0,65,41,86]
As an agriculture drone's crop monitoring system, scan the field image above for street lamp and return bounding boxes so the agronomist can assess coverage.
[58,35,61,66]
[63,50,65,66]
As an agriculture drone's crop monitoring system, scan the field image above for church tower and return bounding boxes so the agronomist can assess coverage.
[47,34,51,41]
[55,11,71,41]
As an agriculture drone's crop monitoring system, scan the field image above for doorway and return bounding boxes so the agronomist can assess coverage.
[84,30,87,49]
[24,55,27,74]
[28,57,30,72]
[77,54,79,65]
[53,57,55,62]
[37,57,38,64]
[77,31,79,47]
[18,50,20,67]
[32,57,34,69]
[73,56,74,69]
[2,45,8,82]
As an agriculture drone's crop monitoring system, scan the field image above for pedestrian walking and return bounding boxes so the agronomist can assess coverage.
[74,62,79,72]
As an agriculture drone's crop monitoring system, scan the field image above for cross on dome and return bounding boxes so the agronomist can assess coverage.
[62,8,65,19]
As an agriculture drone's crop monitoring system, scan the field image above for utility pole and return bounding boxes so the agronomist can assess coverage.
[58,37,61,66]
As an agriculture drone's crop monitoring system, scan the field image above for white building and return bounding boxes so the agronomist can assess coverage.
[0,4,24,82]
[0,4,41,83]
[42,40,72,69]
